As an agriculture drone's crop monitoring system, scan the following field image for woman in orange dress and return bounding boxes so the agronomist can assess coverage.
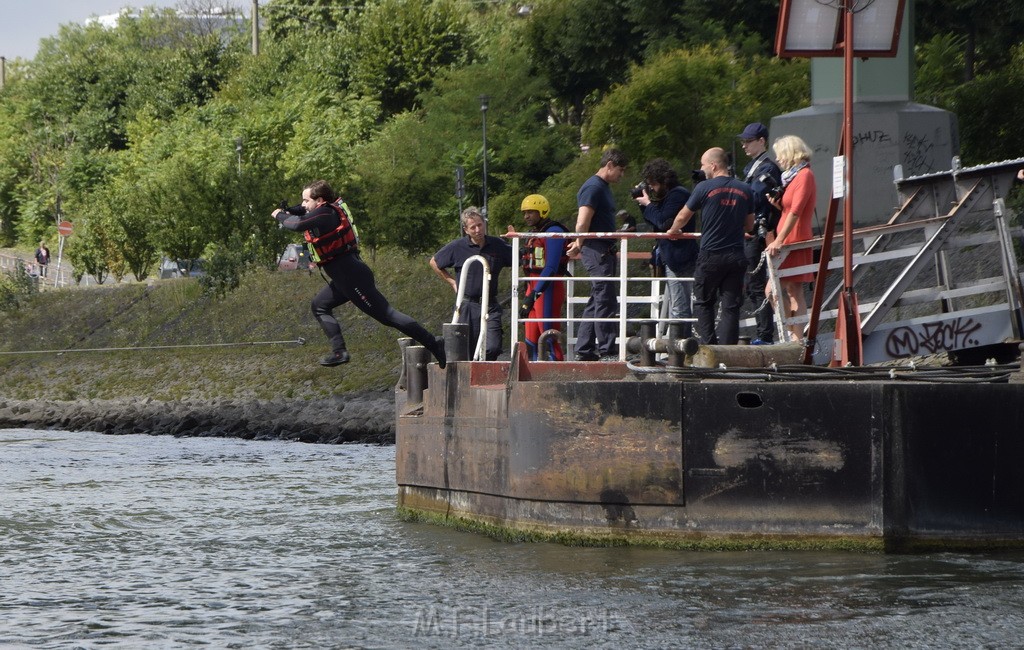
[765,135,816,343]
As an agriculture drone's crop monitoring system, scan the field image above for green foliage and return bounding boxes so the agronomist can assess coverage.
[350,42,576,250]
[0,262,38,312]
[0,0,1020,295]
[199,231,257,296]
[916,33,967,107]
[585,48,808,171]
[917,0,1024,80]
[525,0,641,125]
[263,0,362,42]
[349,0,471,117]
[948,45,1024,164]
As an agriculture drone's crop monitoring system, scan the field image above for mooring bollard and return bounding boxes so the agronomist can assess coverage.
[396,337,413,390]
[443,322,470,363]
[404,345,431,404]
[667,321,689,368]
[638,320,657,367]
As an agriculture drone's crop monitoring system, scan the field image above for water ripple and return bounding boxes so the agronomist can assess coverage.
[2,428,1023,648]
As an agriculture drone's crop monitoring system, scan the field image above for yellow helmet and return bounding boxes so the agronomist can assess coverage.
[520,194,550,219]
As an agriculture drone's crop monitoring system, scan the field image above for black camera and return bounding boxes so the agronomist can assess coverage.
[691,169,706,183]
[758,172,784,202]
[630,181,650,199]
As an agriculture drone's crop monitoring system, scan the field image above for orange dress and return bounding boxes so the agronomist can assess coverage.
[777,167,816,283]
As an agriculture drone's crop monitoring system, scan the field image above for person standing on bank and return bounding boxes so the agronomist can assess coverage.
[668,148,754,345]
[765,135,817,343]
[566,148,628,361]
[517,194,569,361]
[737,122,782,345]
[35,241,50,278]
[273,180,446,368]
[634,158,694,336]
[430,207,514,361]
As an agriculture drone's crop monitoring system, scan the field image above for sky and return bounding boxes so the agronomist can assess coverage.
[1,1,189,61]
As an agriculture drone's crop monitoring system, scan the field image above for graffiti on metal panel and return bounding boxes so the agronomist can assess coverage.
[885,317,983,357]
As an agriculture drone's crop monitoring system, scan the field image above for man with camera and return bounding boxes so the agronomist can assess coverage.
[667,148,754,346]
[737,122,782,345]
[566,148,628,361]
[634,158,694,336]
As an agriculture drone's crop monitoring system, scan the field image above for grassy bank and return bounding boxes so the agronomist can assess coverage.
[0,250,452,401]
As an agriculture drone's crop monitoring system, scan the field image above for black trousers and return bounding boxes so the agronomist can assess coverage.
[744,235,775,342]
[693,248,748,345]
[311,253,437,353]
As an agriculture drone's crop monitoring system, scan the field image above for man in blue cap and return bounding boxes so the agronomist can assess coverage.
[737,122,782,345]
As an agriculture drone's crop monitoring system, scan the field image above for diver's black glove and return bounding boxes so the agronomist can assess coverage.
[519,293,536,319]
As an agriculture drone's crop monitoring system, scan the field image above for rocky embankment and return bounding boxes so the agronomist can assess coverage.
[0,392,396,444]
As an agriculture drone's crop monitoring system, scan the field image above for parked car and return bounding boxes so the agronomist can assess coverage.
[278,243,314,271]
[159,258,206,279]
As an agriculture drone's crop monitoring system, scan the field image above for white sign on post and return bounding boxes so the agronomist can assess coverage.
[832,156,846,199]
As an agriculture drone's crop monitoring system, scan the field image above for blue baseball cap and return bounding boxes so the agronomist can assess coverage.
[737,122,769,140]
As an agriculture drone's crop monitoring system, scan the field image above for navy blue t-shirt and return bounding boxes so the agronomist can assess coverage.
[432,235,513,301]
[685,177,753,252]
[577,175,617,233]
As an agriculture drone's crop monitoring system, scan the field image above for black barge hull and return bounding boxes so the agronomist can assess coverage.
[396,348,1024,550]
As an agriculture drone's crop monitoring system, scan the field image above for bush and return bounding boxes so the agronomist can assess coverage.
[0,261,39,312]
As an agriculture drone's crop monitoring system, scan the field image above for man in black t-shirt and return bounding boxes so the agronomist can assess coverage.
[668,148,754,345]
[430,207,514,360]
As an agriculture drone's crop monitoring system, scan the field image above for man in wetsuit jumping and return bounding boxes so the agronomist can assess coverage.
[273,180,446,368]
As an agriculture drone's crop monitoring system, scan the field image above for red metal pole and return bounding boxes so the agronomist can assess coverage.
[837,0,863,366]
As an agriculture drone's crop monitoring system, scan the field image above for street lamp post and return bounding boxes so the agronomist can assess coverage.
[479,94,489,219]
[235,137,243,176]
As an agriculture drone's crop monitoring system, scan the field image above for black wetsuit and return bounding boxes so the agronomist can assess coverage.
[276,203,443,363]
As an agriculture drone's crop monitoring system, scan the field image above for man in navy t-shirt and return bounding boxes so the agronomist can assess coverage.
[430,207,514,360]
[566,148,628,360]
[668,148,754,345]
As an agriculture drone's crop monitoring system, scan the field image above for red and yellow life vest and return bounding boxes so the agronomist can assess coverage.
[523,219,569,275]
[305,200,359,265]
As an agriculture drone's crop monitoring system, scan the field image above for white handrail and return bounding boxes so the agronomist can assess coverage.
[452,254,491,361]
[508,231,700,360]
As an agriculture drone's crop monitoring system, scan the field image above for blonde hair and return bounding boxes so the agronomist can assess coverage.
[772,135,813,170]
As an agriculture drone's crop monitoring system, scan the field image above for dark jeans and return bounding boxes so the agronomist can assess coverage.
[744,235,775,342]
[693,247,748,345]
[575,241,618,357]
[312,253,437,354]
[458,299,504,361]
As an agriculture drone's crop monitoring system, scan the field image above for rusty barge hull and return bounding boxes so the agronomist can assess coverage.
[395,353,1024,551]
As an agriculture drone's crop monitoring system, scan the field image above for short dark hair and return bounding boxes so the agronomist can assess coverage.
[641,158,679,189]
[305,180,337,204]
[599,148,628,169]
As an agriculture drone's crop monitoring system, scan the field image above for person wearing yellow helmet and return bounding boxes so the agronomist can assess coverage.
[519,194,569,360]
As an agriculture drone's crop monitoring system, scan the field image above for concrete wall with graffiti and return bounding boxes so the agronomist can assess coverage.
[771,101,958,230]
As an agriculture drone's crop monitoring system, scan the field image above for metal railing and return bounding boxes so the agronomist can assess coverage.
[452,254,493,361]
[0,253,74,288]
[508,232,699,361]
[765,157,1024,364]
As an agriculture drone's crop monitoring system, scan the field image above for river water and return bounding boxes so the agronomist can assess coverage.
[2,428,1022,648]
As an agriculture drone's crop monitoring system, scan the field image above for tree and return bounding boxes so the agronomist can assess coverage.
[917,0,1024,81]
[349,0,471,117]
[524,0,640,126]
